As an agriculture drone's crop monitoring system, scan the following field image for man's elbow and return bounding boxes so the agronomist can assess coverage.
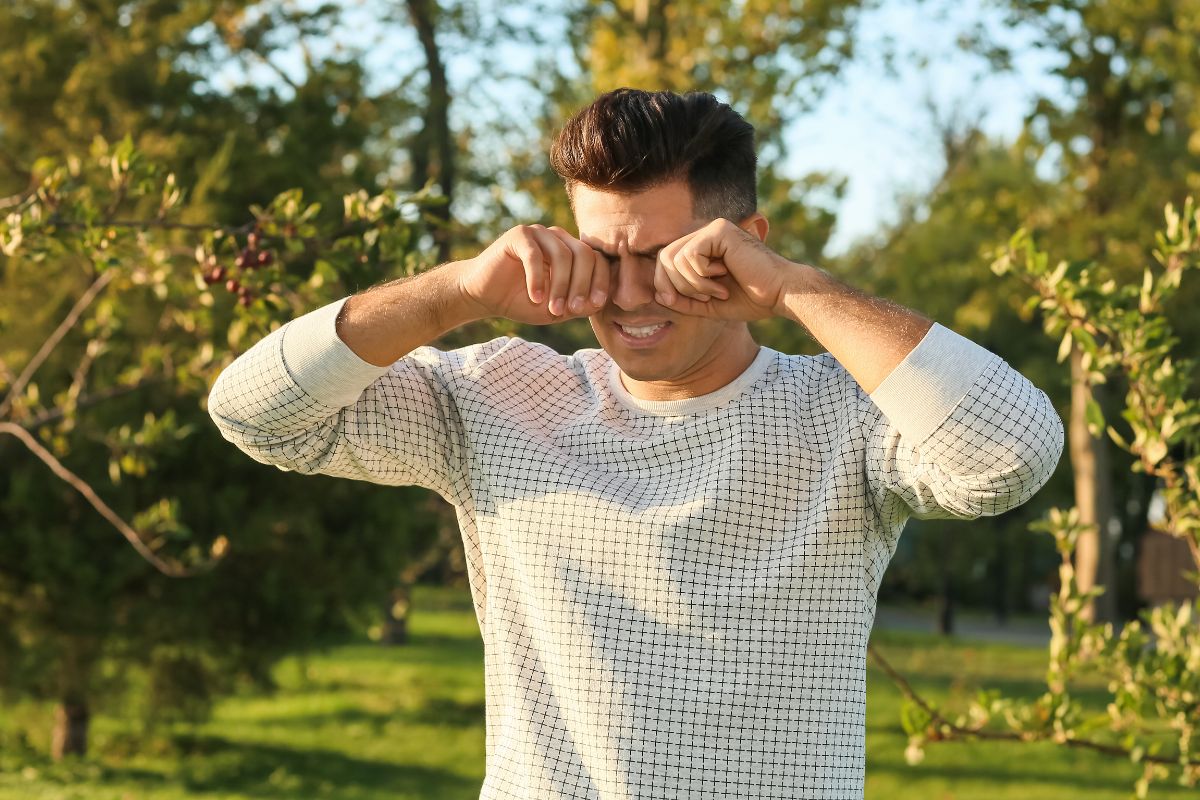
[963,406,1065,517]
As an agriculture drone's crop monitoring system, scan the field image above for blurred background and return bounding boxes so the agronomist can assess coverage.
[1,0,1199,797]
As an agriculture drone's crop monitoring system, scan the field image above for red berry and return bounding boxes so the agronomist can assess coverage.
[238,292,254,307]
[211,265,227,282]
[235,252,248,269]
[202,268,219,285]
[256,250,273,267]
[225,278,240,293]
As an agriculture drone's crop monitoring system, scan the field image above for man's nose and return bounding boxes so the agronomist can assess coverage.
[610,256,656,310]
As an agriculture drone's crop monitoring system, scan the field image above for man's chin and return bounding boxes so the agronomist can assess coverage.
[604,350,676,383]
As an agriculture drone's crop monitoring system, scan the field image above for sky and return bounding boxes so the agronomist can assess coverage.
[208,0,1067,257]
[780,0,1064,252]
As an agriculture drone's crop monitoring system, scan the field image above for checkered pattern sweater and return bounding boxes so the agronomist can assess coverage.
[207,295,1064,799]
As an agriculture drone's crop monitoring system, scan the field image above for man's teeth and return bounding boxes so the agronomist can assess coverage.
[619,323,667,338]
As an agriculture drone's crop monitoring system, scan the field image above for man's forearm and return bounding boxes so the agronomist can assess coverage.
[775,262,934,394]
[336,261,484,367]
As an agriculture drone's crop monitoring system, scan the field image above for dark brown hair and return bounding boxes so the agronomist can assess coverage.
[549,88,757,221]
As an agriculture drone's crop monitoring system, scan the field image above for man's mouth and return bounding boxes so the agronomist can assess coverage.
[613,320,672,346]
[617,322,668,338]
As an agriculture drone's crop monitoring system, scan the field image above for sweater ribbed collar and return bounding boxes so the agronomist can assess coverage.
[605,345,776,417]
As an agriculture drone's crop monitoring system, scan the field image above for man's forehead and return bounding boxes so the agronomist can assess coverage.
[570,180,699,255]
[576,222,673,259]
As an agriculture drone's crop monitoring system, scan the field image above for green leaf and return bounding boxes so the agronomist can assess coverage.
[1057,330,1073,363]
[1144,439,1168,466]
[1106,425,1129,450]
[1085,397,1104,437]
[1072,326,1097,355]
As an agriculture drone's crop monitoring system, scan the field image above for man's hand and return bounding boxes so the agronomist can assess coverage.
[653,218,795,321]
[456,224,609,325]
[654,217,935,393]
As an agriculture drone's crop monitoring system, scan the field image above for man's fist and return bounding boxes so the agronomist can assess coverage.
[652,217,794,321]
[456,224,609,325]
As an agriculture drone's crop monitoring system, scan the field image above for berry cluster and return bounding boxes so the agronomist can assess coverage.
[200,230,275,307]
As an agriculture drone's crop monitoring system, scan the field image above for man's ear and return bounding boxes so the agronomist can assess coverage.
[739,212,769,243]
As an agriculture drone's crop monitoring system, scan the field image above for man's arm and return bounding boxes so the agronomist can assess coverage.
[340,222,615,366]
[652,217,1065,521]
[773,263,934,394]
[650,216,934,392]
[771,253,1063,523]
[334,264,482,367]
[207,224,611,494]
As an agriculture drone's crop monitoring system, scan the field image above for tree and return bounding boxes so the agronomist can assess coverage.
[0,134,447,758]
[987,0,1200,622]
[566,0,871,157]
[878,198,1200,797]
[837,114,1075,623]
[0,0,504,754]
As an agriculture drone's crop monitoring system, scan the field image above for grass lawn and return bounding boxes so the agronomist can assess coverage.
[0,585,1187,799]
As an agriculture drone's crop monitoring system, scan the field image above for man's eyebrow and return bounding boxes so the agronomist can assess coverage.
[594,243,669,260]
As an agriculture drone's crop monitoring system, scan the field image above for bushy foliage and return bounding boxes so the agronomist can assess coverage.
[890,199,1200,797]
[0,138,446,741]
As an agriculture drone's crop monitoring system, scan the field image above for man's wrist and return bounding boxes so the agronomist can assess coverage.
[333,260,488,367]
[435,259,491,330]
[770,259,827,324]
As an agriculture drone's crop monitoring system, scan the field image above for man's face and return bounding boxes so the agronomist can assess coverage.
[573,180,752,388]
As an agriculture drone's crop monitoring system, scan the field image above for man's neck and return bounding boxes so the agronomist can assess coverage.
[618,332,762,402]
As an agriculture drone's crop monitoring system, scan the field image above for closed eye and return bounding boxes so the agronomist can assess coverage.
[595,245,667,262]
[599,251,661,268]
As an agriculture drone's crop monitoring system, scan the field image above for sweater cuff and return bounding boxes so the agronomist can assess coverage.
[868,322,1000,444]
[279,295,393,409]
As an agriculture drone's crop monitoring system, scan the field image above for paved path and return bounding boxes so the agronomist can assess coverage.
[872,605,1052,647]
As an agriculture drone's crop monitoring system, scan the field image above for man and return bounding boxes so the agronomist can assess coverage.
[208,88,1064,799]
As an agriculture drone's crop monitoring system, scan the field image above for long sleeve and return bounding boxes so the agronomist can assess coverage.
[206,295,492,503]
[860,322,1064,527]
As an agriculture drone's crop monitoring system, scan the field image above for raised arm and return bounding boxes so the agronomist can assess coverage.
[206,224,612,496]
[333,262,483,368]
[651,216,1065,521]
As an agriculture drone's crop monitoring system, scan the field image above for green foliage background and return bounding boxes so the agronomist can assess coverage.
[2,0,1199,795]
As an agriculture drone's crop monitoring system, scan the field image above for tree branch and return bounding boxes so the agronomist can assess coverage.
[867,642,1198,767]
[0,421,222,578]
[0,268,116,420]
[0,190,33,210]
[20,377,166,430]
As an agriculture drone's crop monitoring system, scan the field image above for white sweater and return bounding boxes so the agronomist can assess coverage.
[207,295,1064,800]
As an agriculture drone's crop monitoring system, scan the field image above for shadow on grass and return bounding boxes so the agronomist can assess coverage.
[257,696,485,731]
[406,697,485,728]
[394,635,484,665]
[306,636,482,671]
[169,734,479,798]
[868,667,1113,715]
[868,754,1137,790]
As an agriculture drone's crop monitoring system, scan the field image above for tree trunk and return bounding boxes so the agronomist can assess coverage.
[379,496,460,647]
[936,529,955,635]
[51,697,89,758]
[380,583,411,645]
[406,0,454,263]
[1069,345,1118,622]
[991,528,1010,625]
